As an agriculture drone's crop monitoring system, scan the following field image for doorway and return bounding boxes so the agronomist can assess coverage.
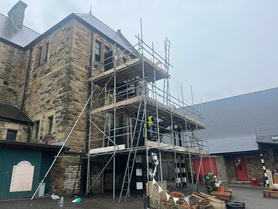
[234,155,249,181]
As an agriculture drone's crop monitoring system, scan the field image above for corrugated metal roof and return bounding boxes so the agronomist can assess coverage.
[0,13,39,48]
[0,102,33,124]
[179,87,278,154]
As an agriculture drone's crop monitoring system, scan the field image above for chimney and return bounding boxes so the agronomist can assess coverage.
[8,1,28,29]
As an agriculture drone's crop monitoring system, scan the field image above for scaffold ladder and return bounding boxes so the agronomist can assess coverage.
[119,95,146,202]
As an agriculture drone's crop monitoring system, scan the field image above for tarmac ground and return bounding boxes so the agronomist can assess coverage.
[228,184,278,209]
[0,184,277,209]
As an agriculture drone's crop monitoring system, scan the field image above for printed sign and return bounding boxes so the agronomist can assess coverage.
[10,161,34,192]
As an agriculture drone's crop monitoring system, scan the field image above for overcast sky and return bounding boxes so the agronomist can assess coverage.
[1,0,278,105]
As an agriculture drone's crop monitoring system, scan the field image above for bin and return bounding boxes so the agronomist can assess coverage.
[37,183,45,197]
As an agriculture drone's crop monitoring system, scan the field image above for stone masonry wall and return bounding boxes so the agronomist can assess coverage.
[50,154,81,195]
[67,19,91,150]
[224,153,265,184]
[25,19,74,145]
[0,42,29,107]
[24,19,86,195]
[224,155,237,183]
[0,121,29,142]
[244,153,264,184]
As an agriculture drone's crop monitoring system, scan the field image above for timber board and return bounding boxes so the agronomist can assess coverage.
[93,57,168,86]
[89,140,208,156]
[263,190,278,198]
[91,96,205,130]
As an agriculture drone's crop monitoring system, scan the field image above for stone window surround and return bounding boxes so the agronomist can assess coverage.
[94,37,113,62]
[32,115,42,139]
[4,123,20,141]
[6,129,17,141]
[35,41,50,68]
[44,111,56,136]
[95,40,101,62]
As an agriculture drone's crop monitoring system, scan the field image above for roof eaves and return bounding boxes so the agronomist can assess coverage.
[211,149,259,155]
[0,36,24,50]
[0,140,65,151]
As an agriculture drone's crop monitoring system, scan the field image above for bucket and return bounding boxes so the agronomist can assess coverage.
[252,180,258,186]
[37,183,45,197]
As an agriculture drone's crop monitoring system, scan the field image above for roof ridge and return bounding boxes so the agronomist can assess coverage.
[197,86,278,106]
[75,12,117,34]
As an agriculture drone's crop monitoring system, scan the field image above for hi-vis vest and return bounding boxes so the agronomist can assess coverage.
[148,116,153,125]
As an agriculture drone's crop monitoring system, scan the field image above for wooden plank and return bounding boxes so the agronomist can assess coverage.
[263,190,278,198]
[91,96,141,114]
[147,97,205,129]
[146,141,208,155]
[91,95,205,130]
[211,191,231,201]
[193,192,223,203]
[192,193,205,200]
[93,56,168,85]
[89,144,125,154]
[200,192,217,199]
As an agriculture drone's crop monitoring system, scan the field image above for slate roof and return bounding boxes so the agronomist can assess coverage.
[75,13,136,55]
[0,102,33,124]
[0,13,39,48]
[179,87,278,154]
[257,135,278,145]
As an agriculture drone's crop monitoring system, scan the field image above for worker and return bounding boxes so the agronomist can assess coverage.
[148,115,155,141]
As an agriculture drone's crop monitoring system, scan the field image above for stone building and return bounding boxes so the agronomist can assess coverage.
[0,1,206,200]
[0,0,136,197]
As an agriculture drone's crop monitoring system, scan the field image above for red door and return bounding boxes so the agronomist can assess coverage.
[234,155,249,181]
[194,158,217,182]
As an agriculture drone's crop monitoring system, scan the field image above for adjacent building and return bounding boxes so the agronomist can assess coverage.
[186,87,278,185]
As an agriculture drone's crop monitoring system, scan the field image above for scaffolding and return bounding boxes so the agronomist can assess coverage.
[30,22,210,201]
[85,26,209,202]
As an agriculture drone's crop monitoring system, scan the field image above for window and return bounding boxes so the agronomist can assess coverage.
[95,41,101,62]
[274,149,278,162]
[37,46,42,67]
[48,116,53,134]
[45,42,49,62]
[122,57,127,63]
[35,120,40,138]
[6,130,17,141]
[105,46,110,53]
[104,46,113,71]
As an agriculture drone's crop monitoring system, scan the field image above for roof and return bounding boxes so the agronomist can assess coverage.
[0,9,136,54]
[257,135,278,145]
[0,13,40,48]
[0,140,64,152]
[0,102,33,124]
[180,87,278,154]
[74,13,136,55]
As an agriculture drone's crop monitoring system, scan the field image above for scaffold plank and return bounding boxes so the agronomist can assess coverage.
[91,96,205,130]
[89,144,126,154]
[93,57,168,85]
